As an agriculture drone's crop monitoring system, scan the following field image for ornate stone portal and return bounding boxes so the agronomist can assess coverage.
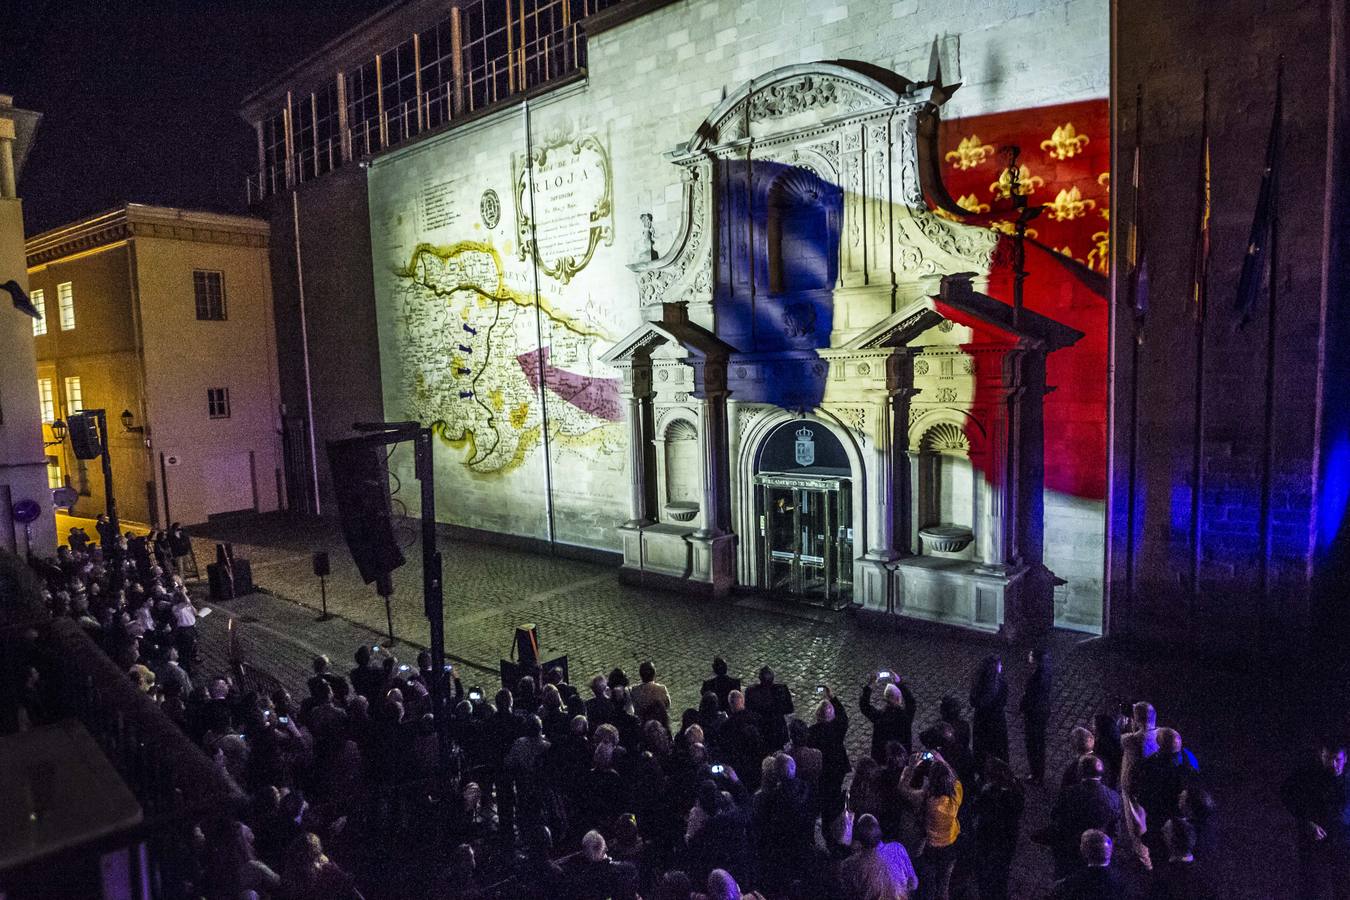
[602,62,1081,637]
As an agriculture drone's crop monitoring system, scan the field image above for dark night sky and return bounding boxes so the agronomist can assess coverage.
[3,1,389,235]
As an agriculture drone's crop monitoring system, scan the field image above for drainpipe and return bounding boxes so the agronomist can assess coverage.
[292,191,321,514]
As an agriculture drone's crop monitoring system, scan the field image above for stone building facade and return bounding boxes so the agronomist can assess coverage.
[27,205,284,527]
[239,0,1349,649]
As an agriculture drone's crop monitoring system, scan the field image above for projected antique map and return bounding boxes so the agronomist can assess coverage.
[369,122,632,547]
[392,240,622,476]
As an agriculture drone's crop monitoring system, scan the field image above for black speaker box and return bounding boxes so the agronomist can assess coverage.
[207,558,253,601]
[312,551,331,577]
[68,412,103,460]
[326,438,405,584]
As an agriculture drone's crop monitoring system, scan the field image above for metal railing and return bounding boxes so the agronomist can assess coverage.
[246,13,596,204]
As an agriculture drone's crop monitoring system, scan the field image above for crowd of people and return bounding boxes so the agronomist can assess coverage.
[2,524,1271,899]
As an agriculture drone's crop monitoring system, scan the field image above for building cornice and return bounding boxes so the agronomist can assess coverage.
[26,204,269,269]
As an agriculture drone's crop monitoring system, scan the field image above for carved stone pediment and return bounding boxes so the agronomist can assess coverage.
[633,60,1006,346]
[688,63,916,152]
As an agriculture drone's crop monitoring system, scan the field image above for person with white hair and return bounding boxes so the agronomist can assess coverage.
[1049,829,1124,899]
[808,684,853,837]
[562,829,639,900]
[859,671,916,763]
[693,867,769,900]
[751,752,814,892]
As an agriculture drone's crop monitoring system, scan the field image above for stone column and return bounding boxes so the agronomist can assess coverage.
[692,360,731,538]
[695,392,731,537]
[621,364,653,528]
[0,113,15,200]
[868,350,917,559]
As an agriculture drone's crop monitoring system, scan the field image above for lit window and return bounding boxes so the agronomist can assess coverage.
[64,376,84,414]
[46,455,62,490]
[208,387,231,419]
[37,378,55,422]
[194,270,226,320]
[32,289,46,336]
[57,282,75,330]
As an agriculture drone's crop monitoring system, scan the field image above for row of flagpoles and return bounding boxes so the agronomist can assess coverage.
[1122,58,1285,616]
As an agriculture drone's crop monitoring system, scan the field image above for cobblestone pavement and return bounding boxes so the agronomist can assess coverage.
[186,513,1302,899]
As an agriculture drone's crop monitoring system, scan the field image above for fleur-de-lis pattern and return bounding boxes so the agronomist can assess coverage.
[931,98,1110,505]
[1045,186,1097,221]
[956,193,991,214]
[935,99,1110,276]
[989,220,1039,239]
[1040,123,1091,160]
[989,164,1045,200]
[946,135,997,170]
[1088,230,1110,273]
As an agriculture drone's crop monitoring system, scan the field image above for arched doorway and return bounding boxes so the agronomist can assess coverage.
[753,419,854,604]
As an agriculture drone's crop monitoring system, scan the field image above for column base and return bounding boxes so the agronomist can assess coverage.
[617,523,737,598]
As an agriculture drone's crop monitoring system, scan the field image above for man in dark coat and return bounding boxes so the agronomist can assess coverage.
[701,656,742,713]
[1280,736,1350,900]
[349,645,383,704]
[484,688,524,834]
[1134,728,1199,859]
[807,687,851,829]
[720,690,764,791]
[745,666,794,754]
[751,753,815,892]
[969,655,1010,770]
[562,830,639,900]
[583,675,613,731]
[859,673,916,763]
[1041,755,1122,877]
[1020,648,1053,784]
[1050,830,1124,900]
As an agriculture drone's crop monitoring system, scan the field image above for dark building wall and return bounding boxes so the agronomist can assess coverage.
[262,167,384,515]
[1110,0,1346,652]
[1313,2,1350,628]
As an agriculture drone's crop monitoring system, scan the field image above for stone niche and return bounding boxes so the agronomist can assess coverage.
[605,61,1082,638]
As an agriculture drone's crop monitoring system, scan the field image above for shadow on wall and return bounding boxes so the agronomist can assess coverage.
[701,153,1109,512]
[713,159,842,411]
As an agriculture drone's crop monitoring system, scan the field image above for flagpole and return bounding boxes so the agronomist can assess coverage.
[1124,85,1144,625]
[1188,72,1211,608]
[1257,59,1284,605]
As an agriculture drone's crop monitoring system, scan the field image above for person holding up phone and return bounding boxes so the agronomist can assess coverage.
[808,684,852,838]
[860,670,917,763]
[900,750,963,900]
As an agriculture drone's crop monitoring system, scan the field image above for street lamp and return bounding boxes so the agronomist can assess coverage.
[120,409,144,433]
[44,418,67,447]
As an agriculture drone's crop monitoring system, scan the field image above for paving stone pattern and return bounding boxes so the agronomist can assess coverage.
[187,515,1300,899]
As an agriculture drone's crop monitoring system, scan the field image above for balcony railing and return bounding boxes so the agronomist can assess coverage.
[247,15,596,205]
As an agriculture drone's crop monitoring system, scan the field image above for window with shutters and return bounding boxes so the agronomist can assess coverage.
[37,378,55,422]
[57,282,75,330]
[32,289,46,336]
[194,270,226,320]
[208,387,231,419]
[64,376,84,414]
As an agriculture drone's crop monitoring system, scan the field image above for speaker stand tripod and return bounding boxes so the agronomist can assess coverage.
[316,573,331,621]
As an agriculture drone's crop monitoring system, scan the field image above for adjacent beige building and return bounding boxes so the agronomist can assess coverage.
[0,94,54,556]
[28,204,283,527]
